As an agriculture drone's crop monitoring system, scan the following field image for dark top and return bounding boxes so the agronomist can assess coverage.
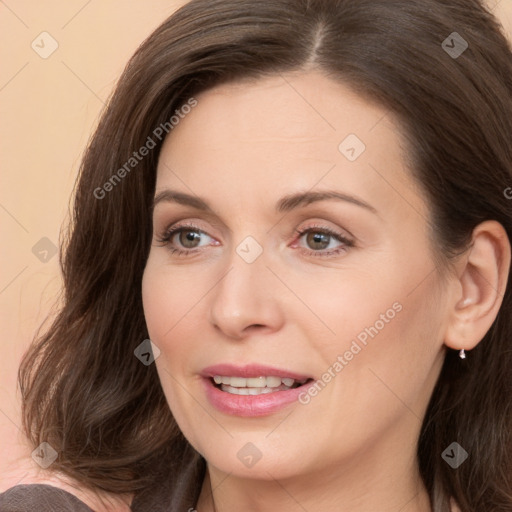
[0,450,206,511]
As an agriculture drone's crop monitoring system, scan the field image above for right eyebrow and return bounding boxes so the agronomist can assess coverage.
[152,190,212,211]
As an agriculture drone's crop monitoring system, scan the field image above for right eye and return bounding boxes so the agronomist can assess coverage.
[155,223,216,256]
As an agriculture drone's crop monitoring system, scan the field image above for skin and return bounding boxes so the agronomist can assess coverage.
[141,71,510,512]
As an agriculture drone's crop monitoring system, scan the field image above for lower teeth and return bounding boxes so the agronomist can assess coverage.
[220,384,293,395]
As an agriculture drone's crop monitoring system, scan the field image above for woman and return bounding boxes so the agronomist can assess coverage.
[1,0,511,510]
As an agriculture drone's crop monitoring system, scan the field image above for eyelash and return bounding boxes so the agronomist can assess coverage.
[155,222,354,258]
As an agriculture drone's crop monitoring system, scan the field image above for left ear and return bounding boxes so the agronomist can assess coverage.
[443,220,511,352]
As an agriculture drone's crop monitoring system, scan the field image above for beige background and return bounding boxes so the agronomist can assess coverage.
[1,0,511,491]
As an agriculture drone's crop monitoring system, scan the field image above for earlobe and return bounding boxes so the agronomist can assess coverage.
[443,220,511,353]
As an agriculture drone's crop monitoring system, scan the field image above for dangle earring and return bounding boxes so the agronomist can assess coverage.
[459,298,471,360]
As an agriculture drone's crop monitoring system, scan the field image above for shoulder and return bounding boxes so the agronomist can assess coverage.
[0,484,94,511]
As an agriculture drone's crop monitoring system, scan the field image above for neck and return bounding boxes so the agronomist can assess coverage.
[197,450,432,512]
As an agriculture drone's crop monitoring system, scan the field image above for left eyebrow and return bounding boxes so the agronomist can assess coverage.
[276,190,378,215]
[152,189,378,215]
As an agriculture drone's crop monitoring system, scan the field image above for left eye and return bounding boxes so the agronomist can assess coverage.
[298,229,341,251]
[293,227,354,255]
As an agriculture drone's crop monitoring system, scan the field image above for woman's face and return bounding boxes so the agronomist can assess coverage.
[142,71,450,481]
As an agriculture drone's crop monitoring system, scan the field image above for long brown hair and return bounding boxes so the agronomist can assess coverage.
[18,0,512,510]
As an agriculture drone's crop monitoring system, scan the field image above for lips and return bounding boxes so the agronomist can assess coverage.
[200,363,315,417]
[201,363,313,381]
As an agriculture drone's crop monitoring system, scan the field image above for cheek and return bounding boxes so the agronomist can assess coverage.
[141,262,192,394]
[305,257,446,404]
[141,259,213,397]
[326,277,445,426]
[288,265,404,357]
[142,269,170,343]
[141,257,203,339]
[141,263,204,438]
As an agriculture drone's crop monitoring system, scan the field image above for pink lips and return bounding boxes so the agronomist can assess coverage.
[201,363,314,417]
[201,363,312,381]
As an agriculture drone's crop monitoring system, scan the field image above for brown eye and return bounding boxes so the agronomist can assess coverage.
[305,231,331,250]
[177,230,202,248]
[294,225,354,257]
[155,223,214,256]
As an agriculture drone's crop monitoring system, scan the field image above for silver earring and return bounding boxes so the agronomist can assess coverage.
[459,349,466,359]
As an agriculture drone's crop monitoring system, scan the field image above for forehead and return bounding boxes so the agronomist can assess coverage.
[162,71,395,155]
[155,71,427,221]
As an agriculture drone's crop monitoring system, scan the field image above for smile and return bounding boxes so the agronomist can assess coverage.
[201,365,315,416]
[212,375,308,395]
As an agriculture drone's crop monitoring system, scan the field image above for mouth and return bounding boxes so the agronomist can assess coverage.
[210,375,312,395]
[200,364,315,416]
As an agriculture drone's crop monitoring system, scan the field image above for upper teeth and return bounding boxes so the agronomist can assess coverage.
[213,376,301,388]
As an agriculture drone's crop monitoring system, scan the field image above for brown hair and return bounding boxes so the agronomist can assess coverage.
[18,0,512,510]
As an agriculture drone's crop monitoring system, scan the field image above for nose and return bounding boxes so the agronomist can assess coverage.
[208,248,285,340]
